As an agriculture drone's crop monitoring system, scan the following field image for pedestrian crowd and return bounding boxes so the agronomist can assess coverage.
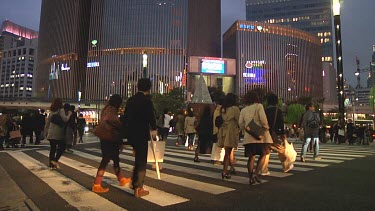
[1,78,373,199]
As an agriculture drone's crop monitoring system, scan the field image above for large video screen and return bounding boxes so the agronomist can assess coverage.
[201,59,225,74]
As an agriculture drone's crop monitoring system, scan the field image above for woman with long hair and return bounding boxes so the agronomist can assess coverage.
[92,94,130,193]
[44,98,72,169]
[239,91,272,185]
[184,109,197,150]
[218,93,240,179]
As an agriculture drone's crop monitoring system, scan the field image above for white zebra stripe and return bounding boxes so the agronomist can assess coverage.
[7,151,126,211]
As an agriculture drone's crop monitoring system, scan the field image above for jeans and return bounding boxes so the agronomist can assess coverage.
[49,139,66,162]
[301,137,319,158]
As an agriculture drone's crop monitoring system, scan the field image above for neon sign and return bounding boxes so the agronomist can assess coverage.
[245,60,266,69]
[87,62,100,68]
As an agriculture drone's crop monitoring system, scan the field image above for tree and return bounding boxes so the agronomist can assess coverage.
[152,87,186,116]
[285,104,305,125]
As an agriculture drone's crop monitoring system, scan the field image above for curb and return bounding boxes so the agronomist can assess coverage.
[24,198,40,211]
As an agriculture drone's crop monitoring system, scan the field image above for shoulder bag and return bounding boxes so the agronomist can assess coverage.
[50,109,65,128]
[245,104,267,140]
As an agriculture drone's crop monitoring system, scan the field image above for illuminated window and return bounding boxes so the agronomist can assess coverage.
[321,39,324,44]
[324,38,330,43]
[322,57,325,61]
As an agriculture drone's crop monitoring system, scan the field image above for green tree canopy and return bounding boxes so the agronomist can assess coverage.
[152,87,186,116]
[285,103,305,125]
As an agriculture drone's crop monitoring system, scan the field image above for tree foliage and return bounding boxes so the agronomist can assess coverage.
[285,103,305,125]
[151,87,186,116]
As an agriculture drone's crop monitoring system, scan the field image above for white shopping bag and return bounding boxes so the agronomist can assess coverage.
[147,141,166,163]
[210,142,225,162]
[278,139,297,172]
[185,135,189,147]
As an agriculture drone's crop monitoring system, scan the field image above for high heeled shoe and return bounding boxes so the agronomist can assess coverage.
[253,175,262,183]
[249,177,256,185]
[194,157,200,163]
[221,172,231,180]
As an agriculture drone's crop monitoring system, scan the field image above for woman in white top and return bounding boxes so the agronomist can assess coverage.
[184,109,197,150]
[159,108,171,141]
[239,91,272,185]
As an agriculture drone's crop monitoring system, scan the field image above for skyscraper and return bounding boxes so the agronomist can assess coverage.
[246,0,333,63]
[0,20,38,98]
[36,0,221,101]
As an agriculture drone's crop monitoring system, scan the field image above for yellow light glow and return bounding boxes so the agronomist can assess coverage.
[142,54,148,67]
[333,0,340,16]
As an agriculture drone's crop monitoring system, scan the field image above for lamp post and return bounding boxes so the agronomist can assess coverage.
[333,0,345,127]
[143,53,148,78]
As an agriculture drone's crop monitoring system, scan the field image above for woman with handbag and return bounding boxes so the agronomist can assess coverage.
[92,94,130,193]
[239,91,272,185]
[44,98,72,169]
[218,93,240,179]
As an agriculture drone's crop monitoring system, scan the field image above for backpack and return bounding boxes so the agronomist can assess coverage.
[307,112,320,129]
[215,115,223,128]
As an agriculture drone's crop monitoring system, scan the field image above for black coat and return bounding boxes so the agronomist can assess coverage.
[125,92,157,144]
[265,106,285,135]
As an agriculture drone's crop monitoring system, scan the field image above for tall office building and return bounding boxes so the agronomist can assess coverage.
[36,0,221,101]
[0,20,38,98]
[246,0,333,63]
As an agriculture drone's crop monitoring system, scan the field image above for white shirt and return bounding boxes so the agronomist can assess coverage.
[163,114,171,128]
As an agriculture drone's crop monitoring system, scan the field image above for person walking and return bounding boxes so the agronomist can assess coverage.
[77,114,86,143]
[263,94,289,173]
[44,98,72,169]
[194,105,213,162]
[300,103,321,162]
[63,103,74,153]
[211,98,225,165]
[346,119,355,145]
[239,91,272,185]
[126,78,157,198]
[92,94,130,193]
[174,110,185,146]
[159,108,171,142]
[21,112,34,146]
[0,114,13,150]
[218,93,240,180]
[184,109,197,151]
[34,109,46,144]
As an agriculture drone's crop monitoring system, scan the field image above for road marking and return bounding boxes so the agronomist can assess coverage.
[163,147,313,172]
[7,151,126,211]
[86,148,259,185]
[75,149,235,194]
[36,150,189,207]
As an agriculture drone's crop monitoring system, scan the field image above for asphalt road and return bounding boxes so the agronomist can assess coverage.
[1,134,375,211]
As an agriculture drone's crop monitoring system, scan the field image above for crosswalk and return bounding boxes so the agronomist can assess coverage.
[2,142,375,210]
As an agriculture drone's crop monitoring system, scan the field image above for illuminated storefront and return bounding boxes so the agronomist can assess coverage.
[223,21,323,101]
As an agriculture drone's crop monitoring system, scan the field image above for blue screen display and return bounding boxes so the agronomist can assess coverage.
[201,59,225,74]
[243,68,266,84]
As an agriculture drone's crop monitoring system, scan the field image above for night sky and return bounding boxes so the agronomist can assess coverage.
[0,0,374,87]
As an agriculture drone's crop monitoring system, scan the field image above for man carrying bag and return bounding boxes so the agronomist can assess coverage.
[125,78,157,198]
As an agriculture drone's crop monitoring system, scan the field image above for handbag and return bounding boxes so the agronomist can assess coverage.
[50,110,65,128]
[9,129,22,139]
[338,129,345,136]
[245,104,267,140]
[93,120,119,142]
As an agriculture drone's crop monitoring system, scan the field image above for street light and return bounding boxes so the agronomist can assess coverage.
[333,0,345,127]
[143,53,148,78]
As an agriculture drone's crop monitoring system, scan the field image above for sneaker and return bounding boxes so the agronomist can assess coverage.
[92,184,109,193]
[134,187,149,198]
[260,171,271,176]
[314,156,322,160]
[300,156,305,162]
[284,164,294,173]
[119,177,131,186]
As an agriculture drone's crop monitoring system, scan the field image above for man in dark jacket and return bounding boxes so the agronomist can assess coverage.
[300,103,321,162]
[346,119,355,145]
[125,78,157,198]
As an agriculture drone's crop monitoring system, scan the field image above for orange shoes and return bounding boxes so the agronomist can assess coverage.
[119,177,131,186]
[92,184,109,193]
[134,187,150,198]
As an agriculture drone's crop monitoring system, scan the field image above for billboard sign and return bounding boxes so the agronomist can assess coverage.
[201,59,225,74]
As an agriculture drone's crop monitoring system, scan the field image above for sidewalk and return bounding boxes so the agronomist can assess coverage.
[0,163,39,211]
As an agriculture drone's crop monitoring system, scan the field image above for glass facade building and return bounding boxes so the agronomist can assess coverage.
[36,0,221,101]
[246,0,333,63]
[223,21,322,101]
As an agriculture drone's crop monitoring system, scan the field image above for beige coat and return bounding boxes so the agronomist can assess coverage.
[218,106,240,148]
[184,116,196,134]
[239,103,272,145]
